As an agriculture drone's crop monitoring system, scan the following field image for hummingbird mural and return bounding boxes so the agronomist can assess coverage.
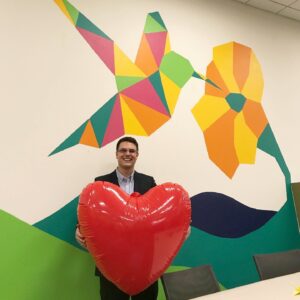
[50,0,216,156]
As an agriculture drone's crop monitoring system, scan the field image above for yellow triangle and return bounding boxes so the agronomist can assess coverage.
[160,71,181,115]
[79,120,100,148]
[164,33,171,55]
[234,113,257,164]
[114,44,146,77]
[120,95,148,136]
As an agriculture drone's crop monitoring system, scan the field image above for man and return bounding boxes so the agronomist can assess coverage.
[75,136,158,300]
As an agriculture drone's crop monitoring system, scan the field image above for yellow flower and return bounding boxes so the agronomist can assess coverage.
[192,42,268,178]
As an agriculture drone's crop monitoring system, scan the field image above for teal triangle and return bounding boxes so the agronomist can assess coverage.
[192,71,203,80]
[76,13,111,40]
[34,197,81,249]
[258,124,290,180]
[258,124,281,158]
[49,120,88,156]
[205,78,221,90]
[90,94,118,145]
[149,72,170,115]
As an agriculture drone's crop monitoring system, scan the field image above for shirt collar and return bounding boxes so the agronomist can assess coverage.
[116,168,134,182]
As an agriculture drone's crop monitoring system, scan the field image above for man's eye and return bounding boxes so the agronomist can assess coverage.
[118,149,137,154]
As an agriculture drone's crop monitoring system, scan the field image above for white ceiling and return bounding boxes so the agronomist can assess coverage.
[233,0,300,22]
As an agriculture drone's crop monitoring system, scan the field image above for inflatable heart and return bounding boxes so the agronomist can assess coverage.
[78,181,191,295]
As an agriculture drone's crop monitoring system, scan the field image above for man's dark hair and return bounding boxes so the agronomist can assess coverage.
[116,136,139,152]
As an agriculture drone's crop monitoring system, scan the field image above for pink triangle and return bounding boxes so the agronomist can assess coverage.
[146,32,167,67]
[78,27,115,74]
[122,78,169,116]
[102,94,124,146]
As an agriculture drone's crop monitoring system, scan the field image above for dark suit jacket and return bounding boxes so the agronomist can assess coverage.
[95,170,156,195]
[94,170,156,276]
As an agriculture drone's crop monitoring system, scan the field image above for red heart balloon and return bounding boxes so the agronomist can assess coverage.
[78,181,191,295]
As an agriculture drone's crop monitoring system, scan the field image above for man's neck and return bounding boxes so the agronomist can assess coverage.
[117,167,134,178]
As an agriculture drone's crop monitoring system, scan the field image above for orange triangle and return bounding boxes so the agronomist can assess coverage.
[79,120,100,148]
[135,34,158,76]
[205,62,228,97]
[121,94,170,135]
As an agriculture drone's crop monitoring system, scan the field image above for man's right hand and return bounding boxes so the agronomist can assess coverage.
[75,226,87,248]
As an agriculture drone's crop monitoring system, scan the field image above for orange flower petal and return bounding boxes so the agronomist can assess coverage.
[243,100,268,138]
[233,42,251,91]
[204,110,239,178]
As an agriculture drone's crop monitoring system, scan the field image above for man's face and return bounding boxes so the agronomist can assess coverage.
[116,141,139,170]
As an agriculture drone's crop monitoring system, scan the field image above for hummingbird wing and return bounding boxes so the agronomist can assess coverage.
[49,86,171,156]
[49,93,124,156]
[54,0,146,91]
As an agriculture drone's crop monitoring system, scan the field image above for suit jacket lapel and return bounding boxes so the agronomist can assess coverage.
[133,172,141,193]
[110,170,119,186]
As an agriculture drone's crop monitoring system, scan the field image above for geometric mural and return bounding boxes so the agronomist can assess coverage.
[3,1,300,299]
[28,1,300,297]
[50,0,213,156]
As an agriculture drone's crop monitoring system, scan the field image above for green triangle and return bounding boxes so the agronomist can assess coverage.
[144,14,167,33]
[115,76,144,92]
[0,209,98,299]
[63,0,79,24]
[149,72,170,115]
[90,94,118,145]
[49,120,88,156]
[159,51,194,88]
[149,12,167,30]
[1,209,190,300]
[76,12,111,40]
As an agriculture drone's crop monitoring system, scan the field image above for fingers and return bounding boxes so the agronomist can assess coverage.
[184,226,191,240]
[75,227,87,248]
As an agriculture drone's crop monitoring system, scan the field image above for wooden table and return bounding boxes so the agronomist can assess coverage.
[192,272,300,300]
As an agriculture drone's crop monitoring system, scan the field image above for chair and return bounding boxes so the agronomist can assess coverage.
[253,249,300,280]
[161,265,220,300]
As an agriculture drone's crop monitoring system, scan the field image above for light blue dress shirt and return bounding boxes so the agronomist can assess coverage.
[116,169,134,195]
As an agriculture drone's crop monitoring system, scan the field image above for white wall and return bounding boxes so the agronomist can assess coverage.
[1,0,300,223]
